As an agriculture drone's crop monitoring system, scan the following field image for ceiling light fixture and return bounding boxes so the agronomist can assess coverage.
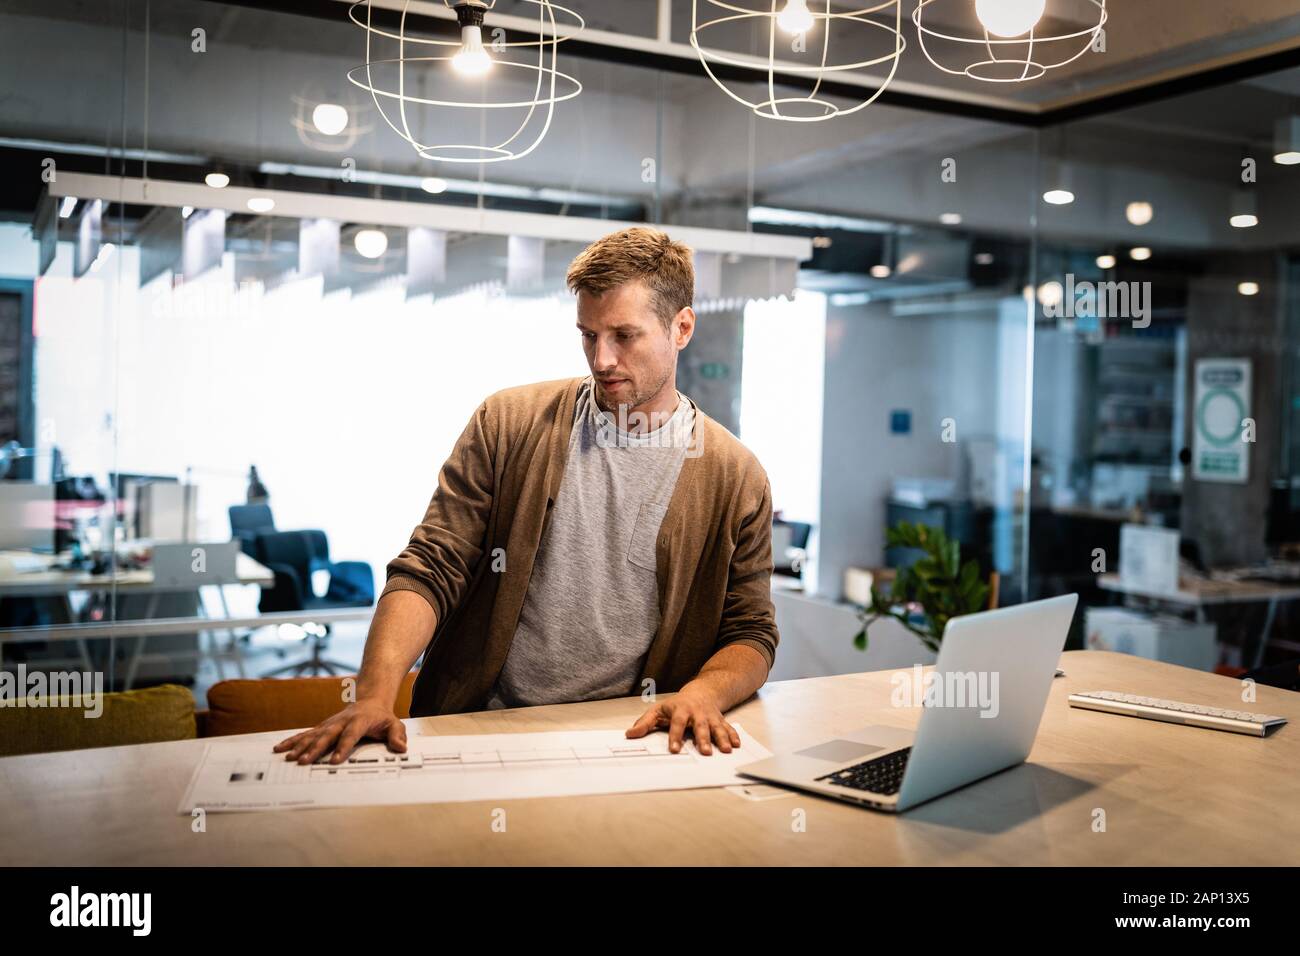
[915,0,1107,83]
[976,0,1046,38]
[1238,281,1260,297]
[692,1,905,122]
[181,206,194,219]
[776,0,815,35]
[940,212,962,225]
[205,171,230,189]
[1096,254,1116,269]
[247,196,275,213]
[348,1,584,163]
[312,102,349,135]
[1037,280,1063,309]
[58,196,77,218]
[1043,189,1074,205]
[1130,247,1151,261]
[974,252,995,265]
[1274,117,1300,165]
[870,264,892,279]
[1126,201,1153,226]
[1229,189,1258,228]
[354,227,389,259]
[420,177,449,194]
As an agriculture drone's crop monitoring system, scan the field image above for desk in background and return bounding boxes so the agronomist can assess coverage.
[0,650,1294,866]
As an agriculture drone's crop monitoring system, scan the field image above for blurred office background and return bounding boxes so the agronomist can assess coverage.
[2,0,1300,704]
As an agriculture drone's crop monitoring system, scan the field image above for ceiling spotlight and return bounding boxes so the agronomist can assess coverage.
[974,252,994,266]
[1130,247,1152,261]
[312,103,349,136]
[205,172,230,189]
[420,177,448,194]
[1125,201,1153,226]
[1096,254,1116,269]
[776,0,815,34]
[1274,117,1300,165]
[1229,213,1258,229]
[1238,281,1260,297]
[940,212,962,225]
[1037,280,1063,309]
[870,264,892,279]
[246,196,275,213]
[1230,190,1258,229]
[354,228,388,259]
[1043,189,1075,206]
[451,3,493,76]
[58,196,77,219]
[975,0,1046,38]
[181,206,194,219]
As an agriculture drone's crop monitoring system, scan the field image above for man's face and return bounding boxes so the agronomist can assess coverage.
[576,279,693,413]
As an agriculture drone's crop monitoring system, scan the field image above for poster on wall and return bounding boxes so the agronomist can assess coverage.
[1192,357,1251,483]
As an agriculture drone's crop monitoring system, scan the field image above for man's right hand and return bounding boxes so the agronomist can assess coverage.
[272,699,408,765]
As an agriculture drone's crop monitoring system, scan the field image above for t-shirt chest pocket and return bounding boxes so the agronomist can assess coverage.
[626,502,669,572]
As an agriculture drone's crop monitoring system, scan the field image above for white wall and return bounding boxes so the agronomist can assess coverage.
[814,298,1006,600]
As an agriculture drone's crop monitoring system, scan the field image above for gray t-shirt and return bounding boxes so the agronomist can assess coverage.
[485,376,696,709]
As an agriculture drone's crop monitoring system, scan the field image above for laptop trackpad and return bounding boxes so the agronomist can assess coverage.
[796,740,884,763]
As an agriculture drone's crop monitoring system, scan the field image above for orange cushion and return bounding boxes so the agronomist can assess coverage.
[203,673,417,737]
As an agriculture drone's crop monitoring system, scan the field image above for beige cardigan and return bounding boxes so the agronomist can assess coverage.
[382,376,779,716]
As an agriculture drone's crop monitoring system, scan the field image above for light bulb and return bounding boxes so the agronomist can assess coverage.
[1130,247,1151,261]
[1043,188,1074,205]
[1096,254,1116,269]
[975,0,1047,38]
[1229,213,1258,228]
[354,228,388,259]
[452,25,492,76]
[1037,280,1063,308]
[1238,281,1259,297]
[777,0,815,34]
[312,102,349,136]
[205,172,230,189]
[1126,201,1153,226]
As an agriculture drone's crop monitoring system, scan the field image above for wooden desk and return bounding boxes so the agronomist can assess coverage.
[0,650,1295,866]
[0,551,273,598]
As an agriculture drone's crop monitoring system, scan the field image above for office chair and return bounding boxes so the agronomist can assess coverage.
[254,530,374,677]
[229,503,276,560]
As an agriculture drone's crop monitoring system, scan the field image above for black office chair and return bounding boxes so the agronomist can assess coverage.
[229,504,276,561]
[255,530,374,677]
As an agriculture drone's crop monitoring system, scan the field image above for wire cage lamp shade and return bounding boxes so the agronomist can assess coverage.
[347,1,584,163]
[690,1,906,122]
[914,0,1107,83]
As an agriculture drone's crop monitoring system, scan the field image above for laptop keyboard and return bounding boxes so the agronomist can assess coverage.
[816,748,912,795]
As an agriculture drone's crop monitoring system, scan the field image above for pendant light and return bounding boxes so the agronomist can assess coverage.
[915,0,1107,83]
[347,1,584,163]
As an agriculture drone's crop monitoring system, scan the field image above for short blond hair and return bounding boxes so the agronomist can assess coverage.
[565,227,694,328]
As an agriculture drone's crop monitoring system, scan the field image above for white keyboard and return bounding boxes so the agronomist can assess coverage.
[1068,691,1288,737]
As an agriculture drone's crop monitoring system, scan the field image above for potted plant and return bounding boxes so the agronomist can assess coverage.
[853,521,992,654]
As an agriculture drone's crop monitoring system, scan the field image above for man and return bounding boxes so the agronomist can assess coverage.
[275,227,778,765]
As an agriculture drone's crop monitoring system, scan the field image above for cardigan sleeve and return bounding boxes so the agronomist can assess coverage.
[714,474,780,672]
[380,399,498,626]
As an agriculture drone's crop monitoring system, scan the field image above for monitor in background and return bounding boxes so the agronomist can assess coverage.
[136,482,198,542]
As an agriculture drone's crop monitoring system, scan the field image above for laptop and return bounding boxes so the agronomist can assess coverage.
[737,593,1078,813]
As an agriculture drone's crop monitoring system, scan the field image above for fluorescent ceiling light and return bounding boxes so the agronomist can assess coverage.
[58,196,77,218]
[748,206,899,234]
[205,172,230,189]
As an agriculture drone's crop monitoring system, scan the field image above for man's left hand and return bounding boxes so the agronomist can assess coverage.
[624,683,741,755]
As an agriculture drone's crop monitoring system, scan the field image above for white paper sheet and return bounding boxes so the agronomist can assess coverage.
[178,724,772,813]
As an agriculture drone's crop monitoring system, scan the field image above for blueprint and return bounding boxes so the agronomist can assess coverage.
[178,724,772,813]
